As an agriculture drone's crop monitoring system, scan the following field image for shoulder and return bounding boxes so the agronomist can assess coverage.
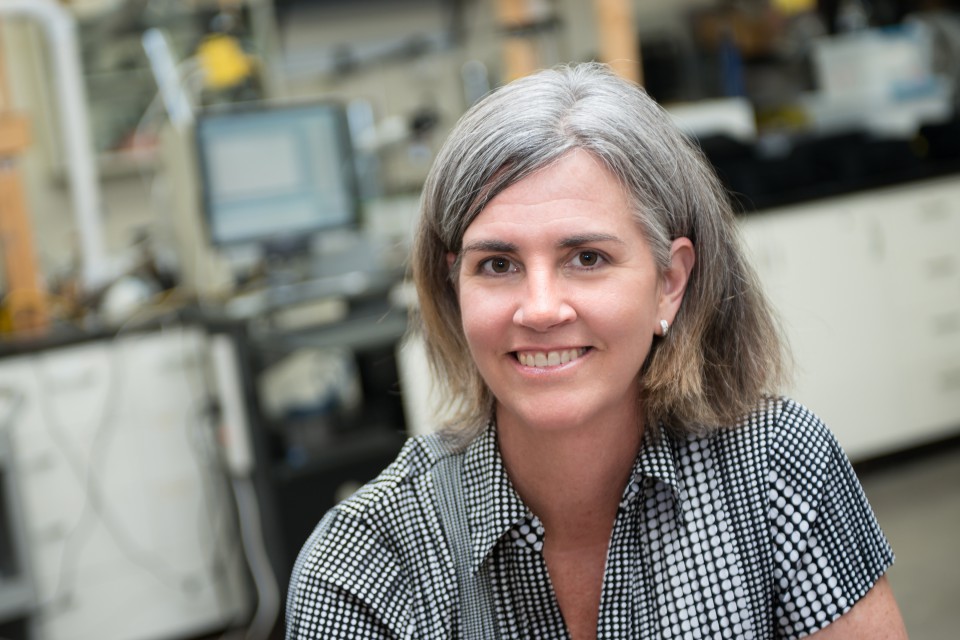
[682,396,854,509]
[732,395,831,440]
[707,395,841,466]
[695,396,883,523]
[289,432,466,569]
[287,433,462,636]
[743,396,849,484]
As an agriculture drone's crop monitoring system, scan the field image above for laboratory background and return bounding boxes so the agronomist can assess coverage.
[0,0,958,638]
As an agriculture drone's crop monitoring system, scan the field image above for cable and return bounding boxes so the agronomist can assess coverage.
[165,318,252,632]
[192,321,284,640]
[130,316,283,639]
[230,475,281,640]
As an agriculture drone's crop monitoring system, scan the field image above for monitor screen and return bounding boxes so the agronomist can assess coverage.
[195,101,359,247]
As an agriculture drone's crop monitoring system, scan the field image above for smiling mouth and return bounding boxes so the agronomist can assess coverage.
[514,347,590,368]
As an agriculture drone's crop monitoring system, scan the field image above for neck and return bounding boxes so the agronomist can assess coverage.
[496,405,643,546]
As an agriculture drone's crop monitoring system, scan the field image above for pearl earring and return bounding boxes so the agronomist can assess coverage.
[660,319,669,336]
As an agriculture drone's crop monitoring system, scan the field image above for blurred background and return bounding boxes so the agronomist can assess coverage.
[0,0,958,638]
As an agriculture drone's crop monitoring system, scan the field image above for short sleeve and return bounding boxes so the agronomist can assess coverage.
[768,401,894,639]
[286,508,412,640]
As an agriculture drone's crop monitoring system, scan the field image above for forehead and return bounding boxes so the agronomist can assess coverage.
[463,151,636,241]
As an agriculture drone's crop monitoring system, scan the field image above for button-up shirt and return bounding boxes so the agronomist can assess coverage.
[286,397,893,639]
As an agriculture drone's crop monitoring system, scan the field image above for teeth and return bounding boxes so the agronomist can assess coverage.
[517,348,586,368]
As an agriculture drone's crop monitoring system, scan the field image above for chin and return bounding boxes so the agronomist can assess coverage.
[495,399,594,434]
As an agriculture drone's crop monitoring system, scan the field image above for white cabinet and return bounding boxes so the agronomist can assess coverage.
[740,176,960,460]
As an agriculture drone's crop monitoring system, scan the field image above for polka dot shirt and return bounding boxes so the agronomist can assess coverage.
[286,397,893,639]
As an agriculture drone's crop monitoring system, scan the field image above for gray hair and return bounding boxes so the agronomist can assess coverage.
[412,62,787,440]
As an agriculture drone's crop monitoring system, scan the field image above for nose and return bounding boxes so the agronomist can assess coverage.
[512,268,576,331]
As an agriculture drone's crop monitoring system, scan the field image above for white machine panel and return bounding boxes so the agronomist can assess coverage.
[0,326,250,640]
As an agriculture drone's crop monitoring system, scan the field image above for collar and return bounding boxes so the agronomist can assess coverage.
[620,427,688,519]
[460,423,689,572]
[462,424,530,573]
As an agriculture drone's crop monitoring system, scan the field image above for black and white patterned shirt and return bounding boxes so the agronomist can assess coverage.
[286,397,893,639]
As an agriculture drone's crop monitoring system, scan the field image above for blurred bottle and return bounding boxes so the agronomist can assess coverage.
[719,28,746,97]
[837,0,870,32]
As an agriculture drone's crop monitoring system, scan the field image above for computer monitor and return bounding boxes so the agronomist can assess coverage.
[194,100,360,250]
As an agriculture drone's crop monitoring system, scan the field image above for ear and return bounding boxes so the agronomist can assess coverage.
[658,237,695,321]
[446,252,459,291]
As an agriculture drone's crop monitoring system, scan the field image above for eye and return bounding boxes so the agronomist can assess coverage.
[572,251,602,268]
[481,256,515,274]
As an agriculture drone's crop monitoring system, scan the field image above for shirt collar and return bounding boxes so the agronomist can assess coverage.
[462,424,530,572]
[460,423,689,571]
[622,426,688,517]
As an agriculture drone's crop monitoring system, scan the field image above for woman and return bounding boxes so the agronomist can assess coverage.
[286,63,907,639]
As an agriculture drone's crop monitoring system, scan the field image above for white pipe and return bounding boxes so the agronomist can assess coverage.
[1,0,110,288]
[142,28,194,128]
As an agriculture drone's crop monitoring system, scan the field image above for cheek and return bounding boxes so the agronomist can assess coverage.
[592,302,652,349]
[458,286,511,351]
[584,280,659,347]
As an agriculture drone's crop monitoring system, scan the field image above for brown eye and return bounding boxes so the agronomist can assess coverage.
[484,257,513,274]
[577,251,599,267]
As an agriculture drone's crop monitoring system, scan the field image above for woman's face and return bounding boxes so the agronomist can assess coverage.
[452,150,693,436]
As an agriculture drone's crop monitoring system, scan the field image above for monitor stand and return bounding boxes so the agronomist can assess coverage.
[261,234,313,287]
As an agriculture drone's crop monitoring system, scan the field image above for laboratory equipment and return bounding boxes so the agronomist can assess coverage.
[194,100,360,253]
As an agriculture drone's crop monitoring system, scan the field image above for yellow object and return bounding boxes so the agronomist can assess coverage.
[197,34,253,90]
[772,0,816,15]
[0,289,49,336]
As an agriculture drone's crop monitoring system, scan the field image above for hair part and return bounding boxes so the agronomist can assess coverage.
[411,62,788,442]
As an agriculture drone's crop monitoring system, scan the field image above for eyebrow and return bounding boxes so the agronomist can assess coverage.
[557,233,624,248]
[460,233,624,256]
[460,239,518,255]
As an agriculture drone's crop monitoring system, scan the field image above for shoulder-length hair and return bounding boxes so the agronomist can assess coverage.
[411,62,787,440]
